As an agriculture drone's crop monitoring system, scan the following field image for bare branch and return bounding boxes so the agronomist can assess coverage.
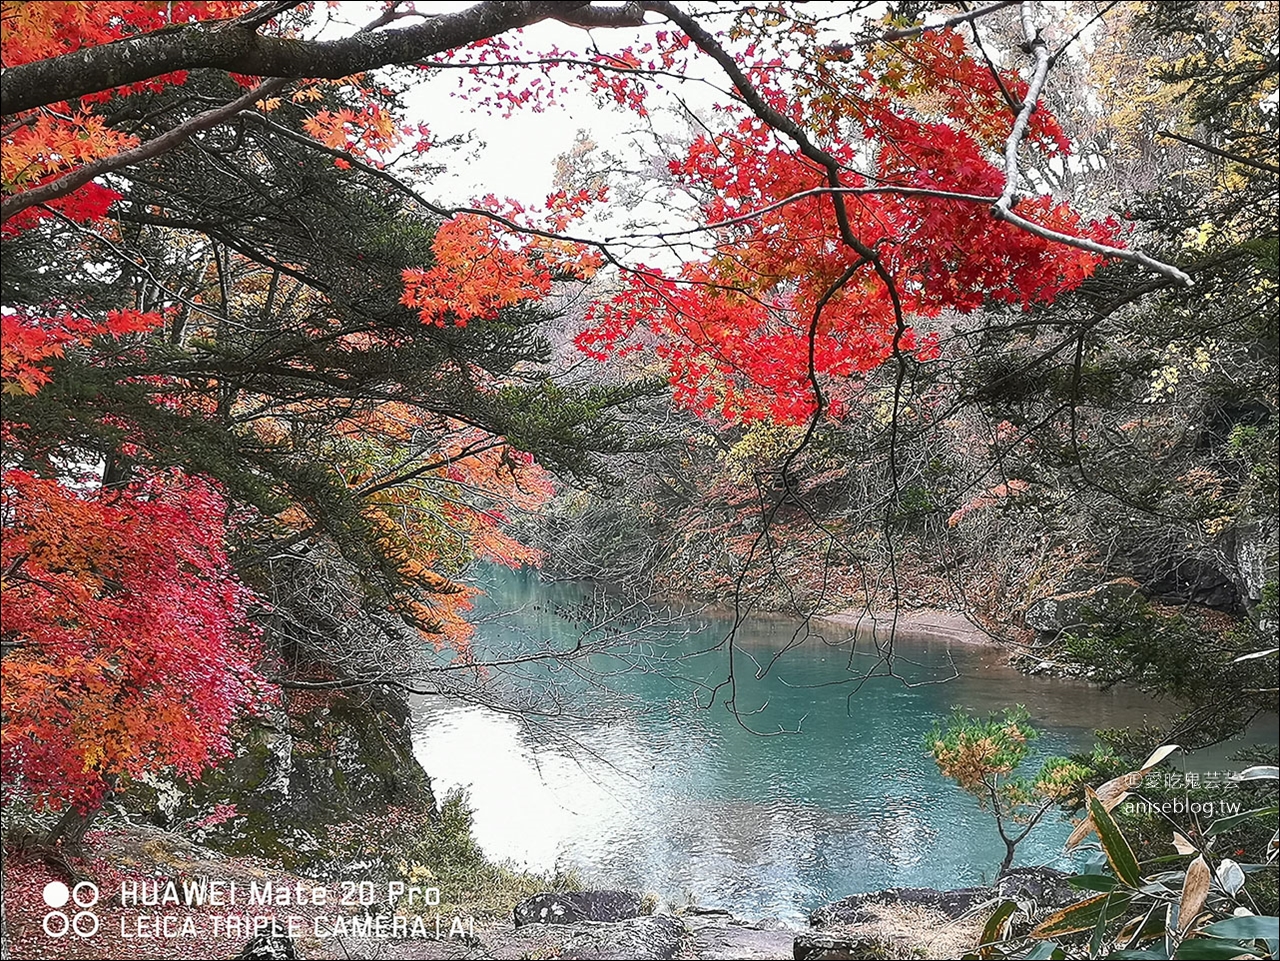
[869,0,1021,44]
[994,204,1193,285]
[1158,128,1280,175]
[233,1,305,31]
[991,3,1193,286]
[993,4,1052,214]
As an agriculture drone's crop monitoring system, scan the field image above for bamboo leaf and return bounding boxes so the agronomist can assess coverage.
[1206,806,1279,837]
[1117,902,1163,948]
[1178,855,1211,933]
[1231,766,1279,782]
[1031,892,1132,939]
[1140,744,1181,770]
[1067,773,1135,850]
[1069,873,1119,892]
[1215,859,1246,896]
[1173,831,1197,855]
[1088,787,1143,888]
[1198,913,1279,941]
[1173,938,1266,959]
[1023,941,1066,959]
[978,899,1018,958]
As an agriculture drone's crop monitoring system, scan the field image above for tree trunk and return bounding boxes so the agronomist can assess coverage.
[102,450,132,488]
[998,837,1016,877]
[46,802,99,852]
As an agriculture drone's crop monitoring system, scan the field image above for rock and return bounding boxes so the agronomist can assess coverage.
[260,723,293,795]
[235,926,297,959]
[683,904,734,916]
[793,932,893,960]
[513,890,644,927]
[1009,650,1070,677]
[1023,578,1141,635]
[809,886,990,928]
[807,893,991,959]
[996,867,1075,910]
[486,913,685,959]
[1234,520,1279,606]
[1140,556,1241,611]
[1128,520,1277,614]
[682,910,797,960]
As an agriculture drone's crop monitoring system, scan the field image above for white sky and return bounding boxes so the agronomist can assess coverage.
[405,18,652,203]
[313,2,913,271]
[320,4,695,251]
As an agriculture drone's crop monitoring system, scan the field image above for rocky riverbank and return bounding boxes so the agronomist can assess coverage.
[470,868,1073,961]
[432,866,1075,960]
[1,821,1080,961]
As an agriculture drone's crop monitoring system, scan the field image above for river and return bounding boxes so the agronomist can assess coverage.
[409,568,1274,921]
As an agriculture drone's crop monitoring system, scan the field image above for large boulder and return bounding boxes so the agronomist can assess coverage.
[514,890,644,927]
[1140,556,1242,610]
[1023,578,1141,636]
[806,890,991,959]
[487,913,685,959]
[995,867,1076,910]
[1131,520,1276,614]
[807,873,1085,959]
[809,886,990,928]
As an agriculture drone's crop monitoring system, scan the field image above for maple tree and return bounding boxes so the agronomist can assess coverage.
[1,0,1207,813]
[1,6,651,819]
[575,22,1117,424]
[0,469,267,833]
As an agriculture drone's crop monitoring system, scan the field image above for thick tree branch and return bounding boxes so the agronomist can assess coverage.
[995,205,1193,284]
[554,1,646,27]
[1,78,287,224]
[1,2,645,116]
[992,4,1051,215]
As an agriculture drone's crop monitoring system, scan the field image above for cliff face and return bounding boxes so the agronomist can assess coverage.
[120,685,436,877]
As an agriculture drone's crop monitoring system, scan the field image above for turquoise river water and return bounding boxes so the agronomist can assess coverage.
[409,568,1275,921]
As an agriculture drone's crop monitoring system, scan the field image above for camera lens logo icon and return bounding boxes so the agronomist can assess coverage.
[42,880,100,938]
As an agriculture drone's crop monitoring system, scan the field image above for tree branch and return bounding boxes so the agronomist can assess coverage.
[1,79,287,224]
[990,3,1193,286]
[871,0,1021,44]
[233,1,305,31]
[1,2,646,115]
[1158,128,1280,175]
[992,4,1051,215]
[554,1,646,27]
